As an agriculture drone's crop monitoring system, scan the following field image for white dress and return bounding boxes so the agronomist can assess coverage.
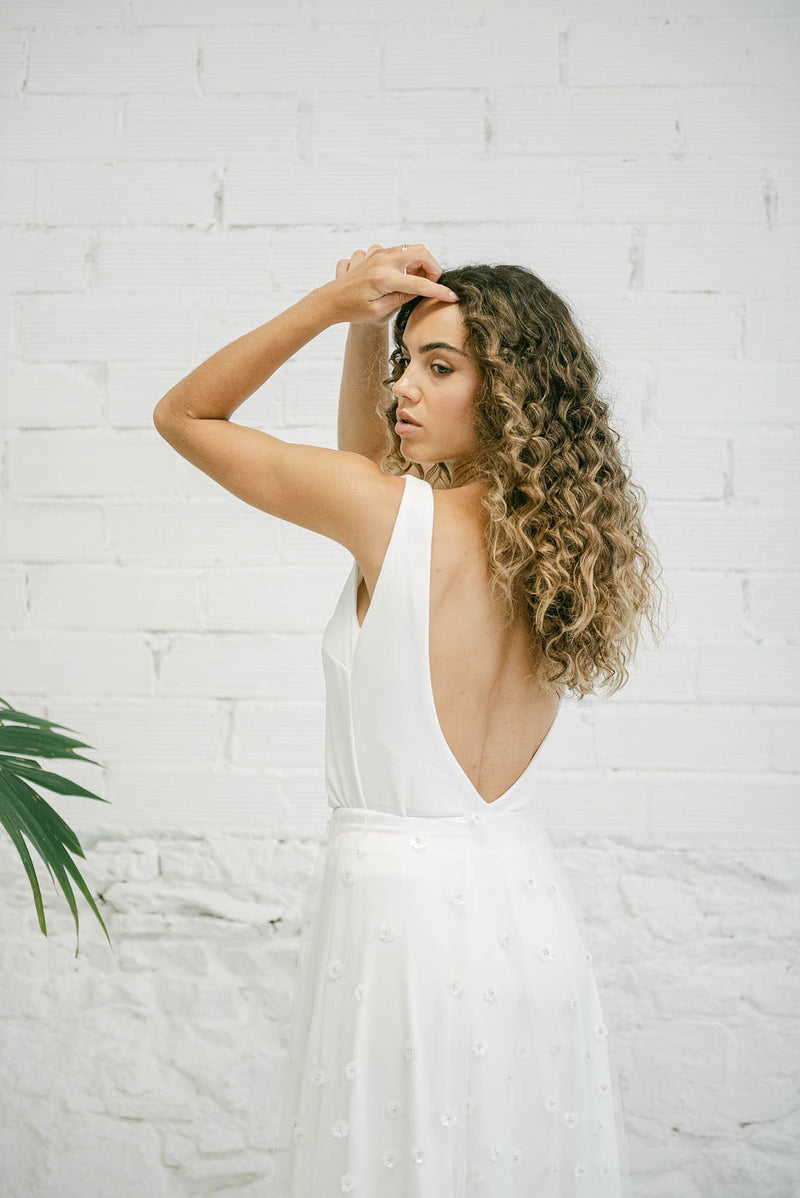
[274,472,631,1197]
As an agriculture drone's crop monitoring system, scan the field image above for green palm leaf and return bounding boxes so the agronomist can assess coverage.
[0,696,114,959]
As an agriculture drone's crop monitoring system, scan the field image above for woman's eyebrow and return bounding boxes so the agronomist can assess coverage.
[398,339,469,357]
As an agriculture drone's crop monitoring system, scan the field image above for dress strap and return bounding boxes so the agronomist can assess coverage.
[351,473,430,646]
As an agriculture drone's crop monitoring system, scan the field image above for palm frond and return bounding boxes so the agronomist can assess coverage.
[0,696,114,959]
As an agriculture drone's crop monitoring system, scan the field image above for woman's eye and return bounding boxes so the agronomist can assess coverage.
[396,357,451,376]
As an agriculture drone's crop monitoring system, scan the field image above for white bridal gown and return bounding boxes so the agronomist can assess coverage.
[274,472,631,1197]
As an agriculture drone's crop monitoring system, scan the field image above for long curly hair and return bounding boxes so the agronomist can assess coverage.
[377,262,672,699]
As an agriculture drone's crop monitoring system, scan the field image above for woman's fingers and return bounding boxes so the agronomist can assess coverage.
[329,242,457,322]
[335,248,370,278]
[388,244,455,301]
[394,242,443,283]
[401,273,459,303]
[340,241,442,282]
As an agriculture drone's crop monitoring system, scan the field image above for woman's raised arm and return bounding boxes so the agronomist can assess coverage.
[337,321,390,467]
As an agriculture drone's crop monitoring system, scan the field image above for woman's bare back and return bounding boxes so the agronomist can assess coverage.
[355,479,561,805]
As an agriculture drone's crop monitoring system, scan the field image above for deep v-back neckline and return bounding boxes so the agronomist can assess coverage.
[350,474,562,807]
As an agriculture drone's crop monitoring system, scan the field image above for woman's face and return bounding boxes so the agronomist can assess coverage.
[391,298,481,477]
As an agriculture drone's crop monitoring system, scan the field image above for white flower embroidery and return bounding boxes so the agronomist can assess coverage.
[309,1067,325,1086]
[550,882,558,893]
[549,1041,561,1054]
[498,929,513,946]
[340,1172,355,1192]
[564,1111,578,1129]
[484,982,500,1003]
[292,1125,304,1143]
[439,1110,458,1127]
[594,1022,609,1039]
[600,1162,612,1176]
[409,836,428,850]
[386,1097,404,1118]
[465,1096,475,1115]
[489,1143,503,1161]
[574,1162,587,1177]
[331,1118,349,1138]
[452,890,465,905]
[597,1079,610,1095]
[378,923,396,942]
[403,1039,417,1060]
[344,1059,359,1080]
[584,950,593,963]
[595,1119,606,1133]
[469,1165,484,1180]
[381,1149,398,1169]
[526,874,537,889]
[412,1145,425,1164]
[504,1071,514,1086]
[342,869,355,886]
[538,945,554,961]
[327,960,343,980]
[545,1094,557,1111]
[511,1150,523,1164]
[449,978,463,996]
[515,1040,530,1058]
[472,1038,488,1056]
[354,983,366,1001]
[569,997,578,1011]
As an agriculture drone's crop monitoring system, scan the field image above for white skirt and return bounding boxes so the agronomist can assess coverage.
[274,804,632,1197]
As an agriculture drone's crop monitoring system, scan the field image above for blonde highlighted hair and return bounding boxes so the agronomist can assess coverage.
[378,263,672,699]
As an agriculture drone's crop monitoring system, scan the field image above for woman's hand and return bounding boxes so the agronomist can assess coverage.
[319,243,459,326]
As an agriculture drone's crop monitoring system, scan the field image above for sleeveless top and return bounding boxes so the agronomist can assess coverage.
[320,472,563,818]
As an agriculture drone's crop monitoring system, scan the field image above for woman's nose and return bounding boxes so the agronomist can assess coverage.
[393,374,418,399]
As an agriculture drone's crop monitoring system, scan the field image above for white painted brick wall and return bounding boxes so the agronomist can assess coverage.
[0,0,798,1194]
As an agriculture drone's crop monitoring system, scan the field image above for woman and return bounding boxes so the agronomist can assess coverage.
[154,243,665,1195]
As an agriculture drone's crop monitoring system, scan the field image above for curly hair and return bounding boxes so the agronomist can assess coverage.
[377,262,672,700]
